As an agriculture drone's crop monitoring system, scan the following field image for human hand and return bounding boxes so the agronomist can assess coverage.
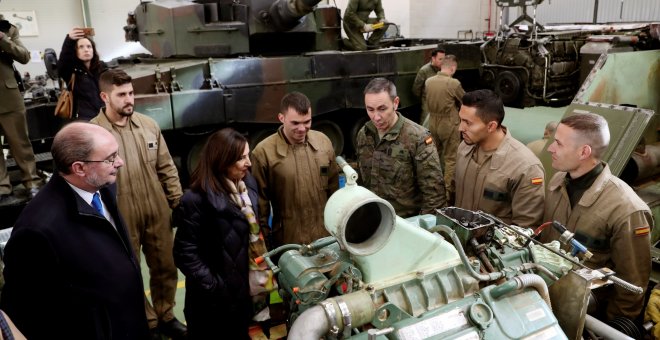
[0,31,5,40]
[363,24,374,33]
[68,27,86,40]
[645,288,660,338]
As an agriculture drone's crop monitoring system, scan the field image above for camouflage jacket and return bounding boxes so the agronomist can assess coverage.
[357,113,446,217]
[344,0,385,28]
[541,163,652,320]
[412,62,439,113]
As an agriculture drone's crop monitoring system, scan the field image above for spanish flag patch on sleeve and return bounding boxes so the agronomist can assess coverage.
[531,177,543,185]
[634,226,650,237]
[425,136,433,145]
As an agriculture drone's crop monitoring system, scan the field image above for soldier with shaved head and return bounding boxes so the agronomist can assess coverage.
[540,112,652,324]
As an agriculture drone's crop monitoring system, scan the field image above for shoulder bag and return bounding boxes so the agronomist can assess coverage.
[54,74,75,119]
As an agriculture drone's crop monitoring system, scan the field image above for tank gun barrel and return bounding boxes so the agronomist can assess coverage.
[268,0,323,31]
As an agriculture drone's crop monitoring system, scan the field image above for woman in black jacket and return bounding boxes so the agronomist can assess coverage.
[56,28,106,120]
[174,128,267,339]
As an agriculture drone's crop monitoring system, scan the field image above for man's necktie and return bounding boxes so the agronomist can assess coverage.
[91,192,104,216]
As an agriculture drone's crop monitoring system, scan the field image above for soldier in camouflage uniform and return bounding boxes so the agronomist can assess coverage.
[356,78,446,217]
[412,48,445,127]
[343,0,387,51]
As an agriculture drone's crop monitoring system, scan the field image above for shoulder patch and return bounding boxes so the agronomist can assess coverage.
[424,136,433,145]
[634,226,650,237]
[531,177,543,185]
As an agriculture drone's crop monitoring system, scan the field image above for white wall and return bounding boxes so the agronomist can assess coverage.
[1,0,81,78]
[410,0,498,39]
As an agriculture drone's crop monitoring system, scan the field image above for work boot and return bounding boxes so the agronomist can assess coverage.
[159,318,187,339]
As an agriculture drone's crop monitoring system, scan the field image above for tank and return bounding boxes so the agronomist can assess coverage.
[116,0,441,176]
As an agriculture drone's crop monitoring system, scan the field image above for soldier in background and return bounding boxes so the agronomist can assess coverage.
[540,113,651,325]
[455,89,544,227]
[343,0,387,51]
[91,69,186,339]
[526,121,557,158]
[0,14,42,203]
[425,55,465,203]
[412,48,445,127]
[356,77,446,217]
[251,92,338,248]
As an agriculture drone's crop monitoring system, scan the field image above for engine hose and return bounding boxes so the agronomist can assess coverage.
[515,263,559,282]
[435,225,504,282]
[609,275,644,295]
[490,274,552,311]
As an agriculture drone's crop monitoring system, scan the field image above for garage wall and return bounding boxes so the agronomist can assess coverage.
[410,0,498,39]
[523,0,660,24]
[0,0,82,79]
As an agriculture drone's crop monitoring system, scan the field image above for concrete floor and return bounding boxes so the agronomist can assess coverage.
[140,252,287,339]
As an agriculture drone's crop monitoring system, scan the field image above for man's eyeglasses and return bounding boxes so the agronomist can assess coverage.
[82,154,118,166]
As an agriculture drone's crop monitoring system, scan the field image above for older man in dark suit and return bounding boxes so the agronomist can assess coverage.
[0,122,149,339]
[0,15,41,202]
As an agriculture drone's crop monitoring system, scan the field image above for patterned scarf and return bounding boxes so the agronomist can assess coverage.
[227,179,276,321]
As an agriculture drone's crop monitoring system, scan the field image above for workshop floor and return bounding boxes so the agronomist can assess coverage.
[140,255,287,339]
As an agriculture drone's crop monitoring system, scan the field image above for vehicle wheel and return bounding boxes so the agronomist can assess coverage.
[350,116,370,154]
[186,136,209,177]
[248,127,277,149]
[313,120,344,156]
[494,70,522,105]
[481,69,496,88]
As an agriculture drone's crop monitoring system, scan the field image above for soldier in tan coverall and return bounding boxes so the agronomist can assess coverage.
[343,0,387,51]
[455,89,545,228]
[539,113,651,324]
[356,77,446,217]
[425,55,465,202]
[251,92,339,248]
[412,48,445,127]
[91,69,187,339]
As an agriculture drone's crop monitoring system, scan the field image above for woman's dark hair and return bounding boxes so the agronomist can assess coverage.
[76,37,102,74]
[190,128,247,195]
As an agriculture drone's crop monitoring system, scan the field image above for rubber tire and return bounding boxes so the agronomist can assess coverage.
[494,70,522,106]
[313,120,344,156]
[350,116,370,154]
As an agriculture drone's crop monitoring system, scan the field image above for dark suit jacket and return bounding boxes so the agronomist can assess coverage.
[0,174,149,340]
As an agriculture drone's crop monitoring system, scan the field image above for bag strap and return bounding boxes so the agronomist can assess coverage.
[69,73,76,91]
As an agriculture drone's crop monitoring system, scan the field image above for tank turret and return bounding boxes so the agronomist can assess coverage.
[124,0,339,58]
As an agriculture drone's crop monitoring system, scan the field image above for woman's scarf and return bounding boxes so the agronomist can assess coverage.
[227,179,276,321]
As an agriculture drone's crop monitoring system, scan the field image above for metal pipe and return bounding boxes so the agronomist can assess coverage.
[289,290,375,339]
[336,156,358,186]
[584,314,635,340]
[288,305,329,340]
[434,225,504,282]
